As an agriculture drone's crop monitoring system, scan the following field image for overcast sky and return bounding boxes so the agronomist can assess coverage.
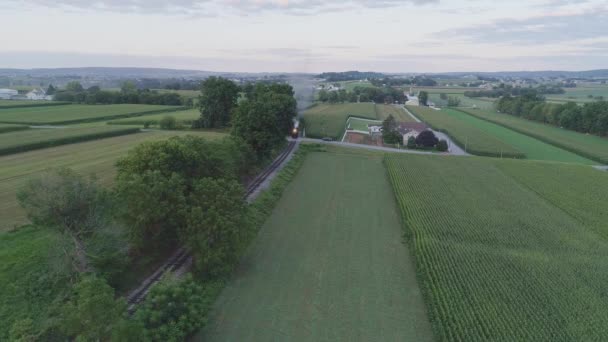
[1,0,607,73]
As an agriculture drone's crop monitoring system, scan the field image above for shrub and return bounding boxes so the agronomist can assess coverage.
[134,275,218,342]
[407,136,416,149]
[416,130,439,148]
[143,121,152,129]
[159,116,177,130]
[437,139,449,152]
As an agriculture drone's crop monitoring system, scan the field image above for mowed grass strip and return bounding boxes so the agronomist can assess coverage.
[0,130,226,230]
[303,103,376,139]
[108,108,201,126]
[0,123,29,134]
[407,105,524,158]
[443,108,594,164]
[385,154,608,341]
[0,126,140,156]
[0,104,183,125]
[457,108,608,164]
[376,104,417,122]
[199,152,433,341]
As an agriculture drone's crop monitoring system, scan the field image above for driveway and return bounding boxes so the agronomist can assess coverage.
[297,138,457,156]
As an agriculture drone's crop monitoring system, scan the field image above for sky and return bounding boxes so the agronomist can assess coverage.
[1,0,607,73]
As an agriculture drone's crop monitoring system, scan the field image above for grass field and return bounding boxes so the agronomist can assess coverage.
[442,109,594,164]
[0,123,29,134]
[303,103,376,139]
[199,151,433,341]
[385,154,608,340]
[0,100,71,109]
[545,85,608,104]
[108,108,200,126]
[0,126,141,156]
[406,106,524,158]
[0,104,182,125]
[375,104,417,122]
[429,94,497,110]
[456,108,608,164]
[346,117,380,132]
[0,130,226,230]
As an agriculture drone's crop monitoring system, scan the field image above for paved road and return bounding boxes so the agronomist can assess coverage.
[397,105,469,156]
[298,138,454,156]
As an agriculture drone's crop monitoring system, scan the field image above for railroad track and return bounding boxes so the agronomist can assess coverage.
[126,140,298,313]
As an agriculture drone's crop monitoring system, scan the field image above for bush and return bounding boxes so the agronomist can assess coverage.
[159,116,177,130]
[437,139,449,152]
[416,130,439,148]
[407,136,416,149]
[134,275,218,342]
[143,121,152,129]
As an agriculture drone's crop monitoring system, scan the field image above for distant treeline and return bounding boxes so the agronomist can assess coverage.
[369,76,437,87]
[496,94,608,136]
[52,81,189,106]
[465,85,566,98]
[318,86,406,104]
[318,71,385,82]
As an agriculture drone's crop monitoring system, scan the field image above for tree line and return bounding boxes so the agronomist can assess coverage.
[52,81,189,106]
[496,94,608,136]
[317,86,406,104]
[369,76,437,87]
[11,78,297,340]
[465,84,565,98]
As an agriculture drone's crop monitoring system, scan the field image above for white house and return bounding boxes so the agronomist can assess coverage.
[368,124,382,137]
[396,122,429,145]
[0,89,18,100]
[26,88,52,101]
[406,95,420,106]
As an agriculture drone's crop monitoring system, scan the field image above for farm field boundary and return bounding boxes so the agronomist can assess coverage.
[0,123,29,134]
[0,126,140,156]
[455,108,608,164]
[0,101,71,109]
[107,108,200,126]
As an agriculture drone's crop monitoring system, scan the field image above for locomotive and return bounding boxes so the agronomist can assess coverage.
[291,119,300,139]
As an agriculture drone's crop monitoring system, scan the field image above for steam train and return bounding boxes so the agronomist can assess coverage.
[291,119,300,139]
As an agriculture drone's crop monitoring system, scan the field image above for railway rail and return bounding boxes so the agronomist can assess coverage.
[126,141,298,313]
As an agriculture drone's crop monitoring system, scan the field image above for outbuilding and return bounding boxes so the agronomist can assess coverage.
[0,88,18,100]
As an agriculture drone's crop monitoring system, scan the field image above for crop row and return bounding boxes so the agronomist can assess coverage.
[0,123,29,134]
[406,106,524,158]
[0,126,140,156]
[108,109,201,126]
[385,154,608,340]
[0,100,71,109]
[456,108,608,164]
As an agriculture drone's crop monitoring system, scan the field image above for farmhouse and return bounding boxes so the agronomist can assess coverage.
[0,89,18,100]
[396,122,428,144]
[368,124,382,137]
[26,88,52,100]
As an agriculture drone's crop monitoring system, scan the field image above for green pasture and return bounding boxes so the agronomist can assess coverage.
[457,108,608,164]
[406,106,524,158]
[0,104,182,125]
[303,103,376,139]
[385,153,608,340]
[108,108,200,126]
[375,104,417,122]
[545,85,608,104]
[0,100,71,109]
[445,109,594,164]
[0,123,29,134]
[0,130,226,230]
[200,151,433,341]
[347,117,381,132]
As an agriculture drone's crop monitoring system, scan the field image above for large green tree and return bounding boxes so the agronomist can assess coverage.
[198,77,240,128]
[418,91,429,106]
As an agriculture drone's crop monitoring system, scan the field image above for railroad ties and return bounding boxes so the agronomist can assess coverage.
[126,141,298,314]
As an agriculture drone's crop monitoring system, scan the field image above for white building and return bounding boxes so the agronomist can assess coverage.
[406,95,420,106]
[0,89,18,100]
[26,88,52,101]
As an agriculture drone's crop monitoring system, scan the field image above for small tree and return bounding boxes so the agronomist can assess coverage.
[437,139,449,152]
[447,96,461,107]
[17,169,108,273]
[382,114,401,144]
[415,130,439,148]
[419,91,429,106]
[159,115,177,130]
[407,136,416,149]
[440,93,448,100]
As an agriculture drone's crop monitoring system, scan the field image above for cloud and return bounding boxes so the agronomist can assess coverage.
[439,7,608,45]
[5,0,438,16]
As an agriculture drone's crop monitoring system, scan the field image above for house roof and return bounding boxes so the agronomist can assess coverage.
[396,122,428,135]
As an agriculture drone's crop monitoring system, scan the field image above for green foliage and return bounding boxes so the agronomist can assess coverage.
[159,115,177,130]
[436,139,448,152]
[134,275,218,342]
[9,318,37,342]
[0,126,140,156]
[418,91,429,106]
[447,96,461,107]
[198,77,240,128]
[407,136,416,149]
[0,123,29,134]
[183,178,247,277]
[302,103,377,139]
[107,109,201,127]
[0,100,70,109]
[59,276,134,341]
[385,154,608,340]
[65,81,84,92]
[382,114,401,144]
[415,130,439,148]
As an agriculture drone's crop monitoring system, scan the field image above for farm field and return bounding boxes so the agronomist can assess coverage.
[406,105,524,158]
[303,103,376,139]
[199,152,433,341]
[457,108,608,164]
[545,85,608,104]
[0,126,140,156]
[108,108,200,126]
[429,94,496,110]
[385,154,608,341]
[0,123,29,134]
[0,100,70,108]
[443,109,594,164]
[375,104,417,122]
[0,130,226,230]
[0,104,181,125]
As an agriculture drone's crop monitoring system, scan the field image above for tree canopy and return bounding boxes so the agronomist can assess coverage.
[198,77,240,128]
